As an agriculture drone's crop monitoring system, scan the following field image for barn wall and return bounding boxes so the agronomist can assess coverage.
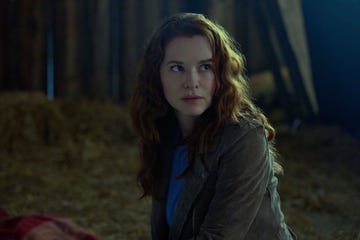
[0,0,8,89]
[0,0,316,122]
[0,0,47,91]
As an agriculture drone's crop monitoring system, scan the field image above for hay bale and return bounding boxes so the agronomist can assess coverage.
[0,92,135,154]
[58,99,135,146]
[0,92,73,153]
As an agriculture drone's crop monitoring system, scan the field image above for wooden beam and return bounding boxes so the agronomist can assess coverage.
[253,0,296,121]
[259,0,315,117]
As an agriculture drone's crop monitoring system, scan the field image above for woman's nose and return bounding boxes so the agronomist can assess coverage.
[184,69,199,89]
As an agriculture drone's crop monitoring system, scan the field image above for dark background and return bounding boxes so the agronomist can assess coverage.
[303,0,360,138]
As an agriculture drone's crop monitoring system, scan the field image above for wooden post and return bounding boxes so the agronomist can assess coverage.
[90,0,111,100]
[5,0,21,90]
[277,0,319,115]
[18,0,47,91]
[53,0,83,98]
[0,0,9,90]
[253,0,296,120]
[109,0,123,102]
[122,0,139,100]
[258,0,315,117]
[234,0,250,68]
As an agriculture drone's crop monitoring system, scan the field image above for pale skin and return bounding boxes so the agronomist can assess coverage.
[160,35,216,138]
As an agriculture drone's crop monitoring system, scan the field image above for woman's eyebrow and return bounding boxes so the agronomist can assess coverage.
[165,60,183,65]
[165,58,212,65]
[199,58,213,63]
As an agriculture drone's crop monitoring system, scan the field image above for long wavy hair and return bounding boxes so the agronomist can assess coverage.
[130,13,282,198]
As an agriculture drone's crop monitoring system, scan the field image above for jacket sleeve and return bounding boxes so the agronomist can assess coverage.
[189,125,272,240]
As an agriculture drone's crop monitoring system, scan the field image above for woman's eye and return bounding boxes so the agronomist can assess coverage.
[170,65,184,72]
[199,64,213,71]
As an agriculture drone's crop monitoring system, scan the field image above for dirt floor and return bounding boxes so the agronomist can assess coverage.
[0,92,359,240]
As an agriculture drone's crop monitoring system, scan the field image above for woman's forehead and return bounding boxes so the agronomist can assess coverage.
[163,35,213,62]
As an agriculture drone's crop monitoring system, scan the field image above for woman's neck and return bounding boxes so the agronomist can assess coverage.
[175,113,196,138]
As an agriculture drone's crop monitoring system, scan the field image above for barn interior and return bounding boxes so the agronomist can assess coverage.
[0,1,359,240]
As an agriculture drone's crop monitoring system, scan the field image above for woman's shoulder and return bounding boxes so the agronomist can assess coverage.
[223,117,265,140]
[203,117,270,174]
[213,117,267,153]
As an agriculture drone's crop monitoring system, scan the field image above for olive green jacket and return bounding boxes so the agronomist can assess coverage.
[151,118,296,240]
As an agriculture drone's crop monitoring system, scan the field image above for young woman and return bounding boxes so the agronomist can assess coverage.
[130,13,296,240]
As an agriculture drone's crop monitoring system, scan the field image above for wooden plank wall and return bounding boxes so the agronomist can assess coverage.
[0,0,7,89]
[0,0,233,102]
[0,0,47,91]
[0,0,176,101]
[0,0,313,119]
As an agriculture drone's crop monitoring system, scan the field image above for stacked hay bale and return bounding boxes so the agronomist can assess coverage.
[0,92,72,153]
[0,91,135,156]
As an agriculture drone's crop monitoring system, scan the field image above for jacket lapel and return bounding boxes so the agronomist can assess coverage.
[169,153,210,240]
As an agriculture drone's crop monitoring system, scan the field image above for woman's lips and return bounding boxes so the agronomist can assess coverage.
[181,96,203,104]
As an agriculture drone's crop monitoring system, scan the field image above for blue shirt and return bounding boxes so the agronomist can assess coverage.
[166,145,188,226]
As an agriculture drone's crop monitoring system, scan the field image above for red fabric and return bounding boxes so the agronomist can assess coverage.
[0,209,101,240]
[0,209,8,218]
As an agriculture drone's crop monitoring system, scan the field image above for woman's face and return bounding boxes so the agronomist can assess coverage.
[160,35,216,121]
